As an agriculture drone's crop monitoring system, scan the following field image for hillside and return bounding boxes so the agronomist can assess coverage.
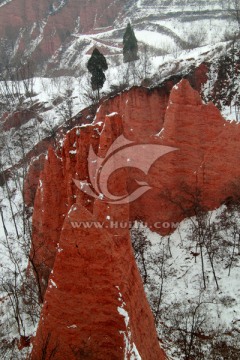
[0,0,237,75]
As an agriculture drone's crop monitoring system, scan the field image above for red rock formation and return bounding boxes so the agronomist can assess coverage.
[24,154,46,207]
[30,79,240,359]
[30,113,165,359]
[129,80,240,232]
[31,147,67,296]
[1,105,42,132]
[96,87,169,141]
[22,64,208,210]
[30,203,165,360]
[30,88,171,298]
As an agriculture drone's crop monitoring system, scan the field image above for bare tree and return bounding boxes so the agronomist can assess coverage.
[131,224,150,284]
[228,0,240,32]
[218,200,240,275]
[162,291,215,360]
[164,185,221,290]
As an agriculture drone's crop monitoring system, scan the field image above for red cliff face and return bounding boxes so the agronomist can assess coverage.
[30,203,165,359]
[128,81,240,232]
[30,113,165,359]
[30,87,172,298]
[31,147,67,296]
[30,80,240,359]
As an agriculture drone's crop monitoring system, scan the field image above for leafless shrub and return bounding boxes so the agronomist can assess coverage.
[227,0,240,33]
[131,224,151,284]
[184,29,207,50]
[79,75,99,114]
[163,297,209,359]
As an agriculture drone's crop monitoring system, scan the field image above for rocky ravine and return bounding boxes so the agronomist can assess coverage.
[28,79,240,359]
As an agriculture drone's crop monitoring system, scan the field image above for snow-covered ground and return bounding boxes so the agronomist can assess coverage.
[132,206,240,359]
[0,176,39,359]
[0,0,12,8]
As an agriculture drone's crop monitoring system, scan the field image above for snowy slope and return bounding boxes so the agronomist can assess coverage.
[132,207,240,359]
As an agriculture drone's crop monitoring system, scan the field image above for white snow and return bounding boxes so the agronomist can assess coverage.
[107,112,118,117]
[50,279,57,288]
[136,30,177,49]
[117,289,142,360]
[67,324,77,329]
[0,0,13,8]
[132,206,240,359]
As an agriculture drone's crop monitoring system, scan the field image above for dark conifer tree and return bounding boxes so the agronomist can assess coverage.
[123,23,138,63]
[87,48,108,98]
